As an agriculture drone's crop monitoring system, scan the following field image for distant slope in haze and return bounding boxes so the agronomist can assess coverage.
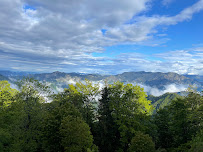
[1,70,202,95]
[0,74,9,81]
[107,72,200,89]
[184,74,203,83]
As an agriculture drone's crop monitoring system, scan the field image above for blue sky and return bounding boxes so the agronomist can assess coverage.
[0,0,203,75]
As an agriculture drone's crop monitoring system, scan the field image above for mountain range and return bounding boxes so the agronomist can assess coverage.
[0,71,202,95]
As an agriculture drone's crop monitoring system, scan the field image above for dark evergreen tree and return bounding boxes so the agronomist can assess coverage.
[154,107,173,149]
[97,87,120,152]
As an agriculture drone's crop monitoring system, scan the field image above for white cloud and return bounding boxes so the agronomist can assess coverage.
[140,83,188,96]
[49,80,189,97]
[101,47,203,75]
[0,0,203,74]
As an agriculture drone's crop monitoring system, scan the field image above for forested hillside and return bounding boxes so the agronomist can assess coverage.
[0,79,202,152]
[148,93,181,112]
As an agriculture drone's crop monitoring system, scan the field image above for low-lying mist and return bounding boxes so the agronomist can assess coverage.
[8,76,190,97]
[139,83,188,96]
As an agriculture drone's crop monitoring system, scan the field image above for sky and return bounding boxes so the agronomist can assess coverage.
[0,0,203,75]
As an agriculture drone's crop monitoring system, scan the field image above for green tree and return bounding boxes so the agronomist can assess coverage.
[0,80,17,108]
[97,87,120,152]
[10,78,50,152]
[42,101,82,152]
[128,131,155,152]
[0,81,18,151]
[154,98,191,150]
[154,107,173,149]
[189,129,203,152]
[154,88,203,151]
[185,89,203,136]
[97,82,153,152]
[60,115,95,152]
[42,99,97,152]
[55,79,100,128]
[110,82,153,151]
[169,98,190,147]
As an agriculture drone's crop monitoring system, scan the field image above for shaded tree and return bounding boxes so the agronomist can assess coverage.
[97,82,153,152]
[128,131,155,152]
[97,87,120,152]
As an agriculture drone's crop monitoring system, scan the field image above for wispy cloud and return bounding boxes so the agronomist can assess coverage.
[109,47,203,75]
[0,0,203,74]
[162,0,175,6]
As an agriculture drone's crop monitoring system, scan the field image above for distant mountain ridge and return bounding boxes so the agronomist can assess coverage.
[27,71,202,91]
[1,71,202,94]
[184,74,203,83]
[0,71,38,77]
[0,74,9,81]
[106,72,201,89]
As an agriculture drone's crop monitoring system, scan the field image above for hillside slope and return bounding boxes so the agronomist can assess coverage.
[148,93,181,112]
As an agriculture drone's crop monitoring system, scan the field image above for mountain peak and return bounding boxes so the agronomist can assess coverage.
[53,71,63,74]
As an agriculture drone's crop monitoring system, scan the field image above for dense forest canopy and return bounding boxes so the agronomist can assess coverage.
[0,79,202,152]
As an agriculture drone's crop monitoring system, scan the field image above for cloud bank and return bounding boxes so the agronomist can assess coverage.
[139,83,188,96]
[46,76,189,97]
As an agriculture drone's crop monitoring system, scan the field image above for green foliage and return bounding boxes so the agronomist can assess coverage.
[0,128,12,152]
[0,81,18,151]
[1,79,202,152]
[60,115,94,152]
[42,100,97,152]
[97,82,153,151]
[110,82,153,114]
[10,78,50,152]
[154,107,173,149]
[42,102,82,152]
[0,81,17,108]
[153,87,203,151]
[55,79,100,128]
[128,131,155,152]
[154,98,192,150]
[170,98,191,147]
[188,129,203,152]
[97,87,120,152]
[109,82,153,150]
[185,90,203,134]
[0,78,51,152]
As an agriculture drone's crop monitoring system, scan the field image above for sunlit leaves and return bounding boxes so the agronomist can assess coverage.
[0,81,17,108]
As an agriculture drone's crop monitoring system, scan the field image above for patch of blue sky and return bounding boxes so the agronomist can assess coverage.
[124,0,201,27]
[23,4,36,12]
[94,7,203,63]
[92,44,168,59]
[101,29,107,35]
[161,11,203,50]
[147,56,165,61]
[145,0,200,16]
